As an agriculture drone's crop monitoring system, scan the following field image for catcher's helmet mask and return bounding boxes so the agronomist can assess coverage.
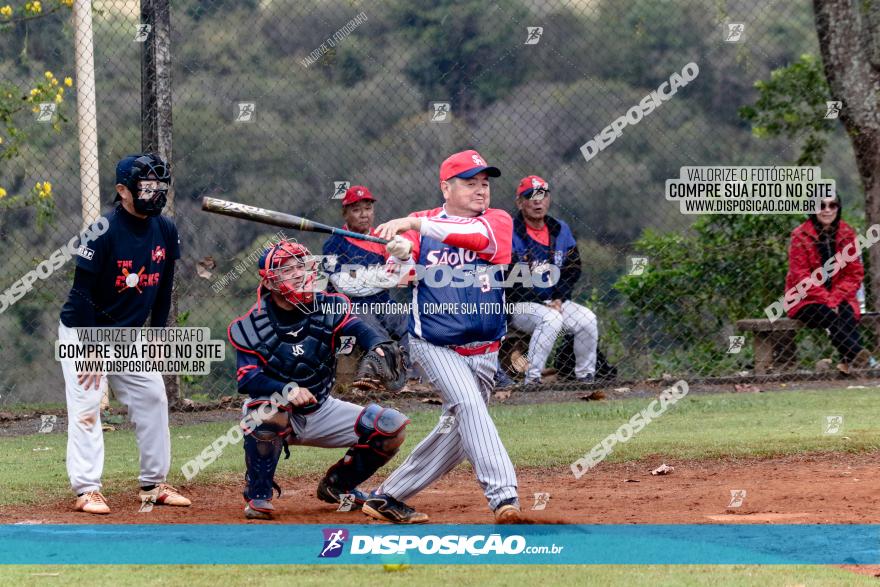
[116,153,170,217]
[259,240,322,313]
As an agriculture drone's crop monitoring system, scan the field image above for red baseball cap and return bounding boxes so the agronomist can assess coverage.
[516,175,550,198]
[439,149,501,183]
[342,185,376,206]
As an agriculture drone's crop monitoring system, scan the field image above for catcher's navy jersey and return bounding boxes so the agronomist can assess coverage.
[230,291,387,402]
[403,207,512,346]
[60,205,180,327]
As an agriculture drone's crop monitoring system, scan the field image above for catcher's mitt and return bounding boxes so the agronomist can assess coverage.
[351,342,407,392]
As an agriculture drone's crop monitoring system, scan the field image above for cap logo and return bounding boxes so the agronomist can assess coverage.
[357,190,363,196]
[471,154,485,166]
[531,178,542,189]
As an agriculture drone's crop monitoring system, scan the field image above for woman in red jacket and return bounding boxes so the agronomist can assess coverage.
[785,194,871,373]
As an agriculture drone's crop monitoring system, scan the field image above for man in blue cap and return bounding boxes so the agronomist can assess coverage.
[58,153,190,514]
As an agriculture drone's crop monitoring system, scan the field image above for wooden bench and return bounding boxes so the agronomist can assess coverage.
[735,311,880,374]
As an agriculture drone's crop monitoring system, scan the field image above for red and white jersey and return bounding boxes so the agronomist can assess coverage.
[392,206,512,347]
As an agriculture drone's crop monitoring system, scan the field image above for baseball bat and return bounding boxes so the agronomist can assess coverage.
[201,196,389,245]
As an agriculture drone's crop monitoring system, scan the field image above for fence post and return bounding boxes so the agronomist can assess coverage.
[72,0,101,228]
[141,0,181,407]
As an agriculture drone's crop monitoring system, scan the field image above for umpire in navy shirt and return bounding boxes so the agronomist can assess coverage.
[58,153,191,515]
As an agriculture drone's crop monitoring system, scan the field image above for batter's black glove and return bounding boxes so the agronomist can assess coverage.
[351,342,407,392]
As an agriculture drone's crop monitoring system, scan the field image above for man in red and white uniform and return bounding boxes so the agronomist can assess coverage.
[359,149,521,524]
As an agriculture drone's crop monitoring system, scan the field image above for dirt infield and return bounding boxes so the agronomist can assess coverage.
[2,451,877,525]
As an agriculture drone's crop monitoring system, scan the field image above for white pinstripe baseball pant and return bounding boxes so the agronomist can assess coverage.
[509,301,598,382]
[379,337,518,510]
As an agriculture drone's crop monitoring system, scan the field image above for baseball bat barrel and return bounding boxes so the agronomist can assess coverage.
[201,197,389,244]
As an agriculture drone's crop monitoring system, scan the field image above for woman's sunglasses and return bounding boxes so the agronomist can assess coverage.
[820,201,839,211]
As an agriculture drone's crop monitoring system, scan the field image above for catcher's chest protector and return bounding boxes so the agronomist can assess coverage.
[230,294,346,404]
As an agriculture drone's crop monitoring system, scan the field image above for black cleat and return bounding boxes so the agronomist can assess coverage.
[316,478,367,510]
[494,497,522,523]
[362,492,429,524]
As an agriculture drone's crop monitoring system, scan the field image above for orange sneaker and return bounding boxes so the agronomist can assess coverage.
[139,483,192,507]
[75,491,110,515]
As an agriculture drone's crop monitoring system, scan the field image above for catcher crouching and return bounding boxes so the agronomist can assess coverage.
[227,240,410,520]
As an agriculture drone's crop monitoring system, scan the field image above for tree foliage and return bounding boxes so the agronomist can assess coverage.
[614,54,842,371]
[0,0,72,225]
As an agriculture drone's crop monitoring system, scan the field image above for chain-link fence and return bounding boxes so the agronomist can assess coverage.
[0,0,868,404]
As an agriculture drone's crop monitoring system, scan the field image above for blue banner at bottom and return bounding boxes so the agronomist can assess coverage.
[0,524,877,565]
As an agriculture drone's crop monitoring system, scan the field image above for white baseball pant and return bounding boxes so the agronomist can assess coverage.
[379,337,518,510]
[58,321,171,495]
[509,301,598,382]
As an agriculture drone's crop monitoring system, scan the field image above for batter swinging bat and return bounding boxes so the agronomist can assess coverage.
[201,196,389,245]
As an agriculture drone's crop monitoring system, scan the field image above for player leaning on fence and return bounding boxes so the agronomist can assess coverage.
[57,153,191,515]
[784,192,875,375]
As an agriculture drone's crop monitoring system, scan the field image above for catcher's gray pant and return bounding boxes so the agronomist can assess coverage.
[241,394,363,448]
[509,301,598,382]
[379,337,518,510]
[58,321,171,495]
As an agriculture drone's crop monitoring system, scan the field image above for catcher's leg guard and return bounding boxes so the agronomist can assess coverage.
[242,399,291,503]
[322,403,409,491]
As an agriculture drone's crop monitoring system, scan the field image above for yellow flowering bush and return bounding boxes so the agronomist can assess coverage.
[1,1,74,22]
[0,3,75,228]
[34,181,52,199]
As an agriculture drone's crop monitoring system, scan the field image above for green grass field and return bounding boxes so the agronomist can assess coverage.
[2,386,877,506]
[2,386,878,585]
[2,564,877,586]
